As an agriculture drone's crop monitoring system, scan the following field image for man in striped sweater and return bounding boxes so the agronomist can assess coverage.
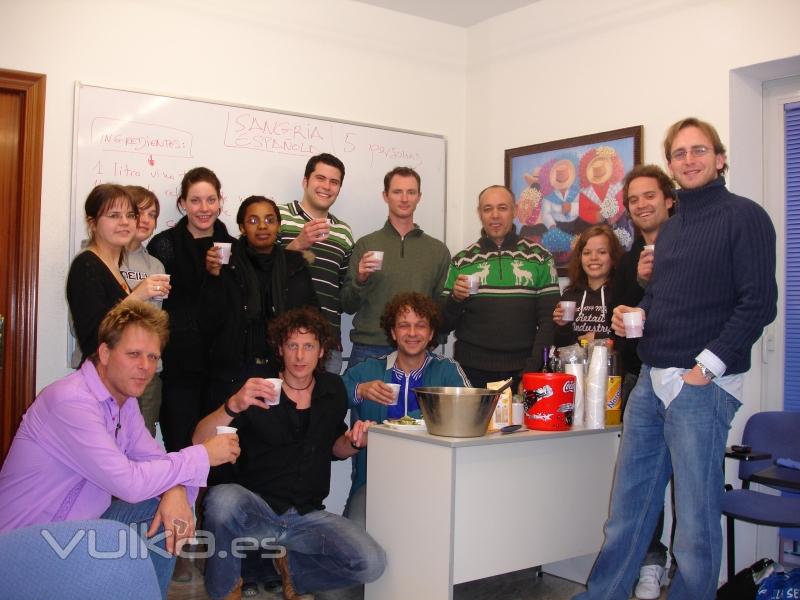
[575,118,778,600]
[440,185,559,389]
[279,153,354,374]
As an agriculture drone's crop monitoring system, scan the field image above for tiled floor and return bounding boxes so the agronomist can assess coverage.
[166,561,668,599]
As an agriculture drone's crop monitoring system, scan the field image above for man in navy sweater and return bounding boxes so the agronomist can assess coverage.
[575,118,777,600]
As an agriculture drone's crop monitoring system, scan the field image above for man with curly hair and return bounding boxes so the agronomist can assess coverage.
[193,307,385,600]
[341,292,470,526]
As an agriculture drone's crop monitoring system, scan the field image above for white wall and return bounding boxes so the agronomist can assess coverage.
[0,0,468,390]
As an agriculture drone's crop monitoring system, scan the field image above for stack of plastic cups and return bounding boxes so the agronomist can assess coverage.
[585,344,608,429]
[565,362,584,427]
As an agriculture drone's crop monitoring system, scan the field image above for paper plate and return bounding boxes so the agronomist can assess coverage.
[385,419,426,432]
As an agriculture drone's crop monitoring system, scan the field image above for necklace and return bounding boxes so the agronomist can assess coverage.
[281,373,315,391]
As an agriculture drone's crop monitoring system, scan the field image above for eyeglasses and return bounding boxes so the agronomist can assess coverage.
[669,145,711,162]
[103,211,137,221]
[245,215,278,226]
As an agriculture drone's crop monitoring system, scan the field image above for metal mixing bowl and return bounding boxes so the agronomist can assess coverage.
[414,386,503,437]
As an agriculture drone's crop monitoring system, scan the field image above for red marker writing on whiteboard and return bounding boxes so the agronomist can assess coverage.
[148,154,155,166]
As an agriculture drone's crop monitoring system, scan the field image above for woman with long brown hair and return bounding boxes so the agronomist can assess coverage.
[552,224,623,347]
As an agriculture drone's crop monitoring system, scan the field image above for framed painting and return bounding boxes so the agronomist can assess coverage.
[504,125,642,274]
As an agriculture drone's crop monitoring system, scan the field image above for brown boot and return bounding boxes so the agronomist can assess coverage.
[273,554,315,600]
[171,555,193,582]
[223,577,243,600]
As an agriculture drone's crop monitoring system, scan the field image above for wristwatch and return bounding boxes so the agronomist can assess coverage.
[696,362,716,381]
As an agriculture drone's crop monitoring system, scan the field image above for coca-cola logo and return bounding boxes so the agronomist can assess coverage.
[563,380,575,394]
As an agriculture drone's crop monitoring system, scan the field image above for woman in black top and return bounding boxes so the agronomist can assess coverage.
[67,184,171,363]
[147,167,235,452]
[552,224,623,347]
[201,196,319,409]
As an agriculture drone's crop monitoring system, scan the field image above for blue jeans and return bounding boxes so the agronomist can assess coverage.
[346,343,394,370]
[101,498,176,599]
[202,484,386,599]
[574,365,740,600]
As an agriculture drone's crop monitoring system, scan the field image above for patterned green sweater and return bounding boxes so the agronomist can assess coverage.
[441,232,559,373]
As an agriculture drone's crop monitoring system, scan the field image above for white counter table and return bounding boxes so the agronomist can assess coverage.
[365,424,621,600]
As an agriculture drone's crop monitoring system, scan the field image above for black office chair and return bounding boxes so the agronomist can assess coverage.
[722,411,800,581]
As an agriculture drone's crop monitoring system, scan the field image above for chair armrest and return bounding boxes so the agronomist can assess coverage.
[724,447,772,461]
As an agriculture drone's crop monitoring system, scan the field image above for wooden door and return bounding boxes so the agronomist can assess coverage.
[0,69,45,461]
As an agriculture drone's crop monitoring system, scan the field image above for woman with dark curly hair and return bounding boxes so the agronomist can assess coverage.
[552,224,623,347]
[201,195,318,413]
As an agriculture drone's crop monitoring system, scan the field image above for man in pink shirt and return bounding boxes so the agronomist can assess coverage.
[0,300,240,598]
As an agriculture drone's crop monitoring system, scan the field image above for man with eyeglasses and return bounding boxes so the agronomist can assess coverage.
[279,153,354,375]
[574,118,777,600]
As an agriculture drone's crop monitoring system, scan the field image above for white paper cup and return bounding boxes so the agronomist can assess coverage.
[465,274,480,295]
[511,402,524,426]
[214,242,232,264]
[370,250,384,271]
[155,273,170,300]
[560,300,577,321]
[317,219,331,239]
[263,378,282,406]
[216,425,237,435]
[643,244,655,253]
[386,383,400,405]
[622,311,644,338]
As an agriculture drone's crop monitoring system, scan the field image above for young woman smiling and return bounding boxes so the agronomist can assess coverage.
[147,167,235,453]
[553,224,623,347]
[67,184,171,364]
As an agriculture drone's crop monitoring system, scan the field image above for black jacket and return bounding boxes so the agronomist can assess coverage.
[147,216,235,378]
[200,238,319,381]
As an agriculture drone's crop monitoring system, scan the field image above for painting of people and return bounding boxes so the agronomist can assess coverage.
[505,126,642,273]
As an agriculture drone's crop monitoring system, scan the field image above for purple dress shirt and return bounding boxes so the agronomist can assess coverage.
[0,361,209,532]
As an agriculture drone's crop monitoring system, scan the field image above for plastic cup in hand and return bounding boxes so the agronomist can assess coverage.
[465,274,480,295]
[318,219,331,240]
[387,383,400,406]
[622,311,644,338]
[560,300,577,321]
[263,378,282,406]
[156,273,170,300]
[214,242,232,264]
[216,425,237,435]
[643,244,655,253]
[370,251,384,271]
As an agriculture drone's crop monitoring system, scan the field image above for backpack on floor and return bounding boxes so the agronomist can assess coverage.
[756,567,800,599]
[718,558,776,600]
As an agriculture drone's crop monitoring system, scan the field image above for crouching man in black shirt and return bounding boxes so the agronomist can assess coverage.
[193,307,386,600]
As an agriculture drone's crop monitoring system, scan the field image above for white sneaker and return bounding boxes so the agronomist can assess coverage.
[634,564,665,599]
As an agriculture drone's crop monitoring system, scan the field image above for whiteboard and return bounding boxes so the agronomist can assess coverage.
[70,83,447,359]
[71,83,446,247]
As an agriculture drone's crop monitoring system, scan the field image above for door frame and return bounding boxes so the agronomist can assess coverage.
[0,68,45,458]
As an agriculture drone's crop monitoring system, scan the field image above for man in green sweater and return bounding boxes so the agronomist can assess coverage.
[341,167,450,368]
[441,185,559,389]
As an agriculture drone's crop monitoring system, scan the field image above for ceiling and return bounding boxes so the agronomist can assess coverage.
[351,0,540,27]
